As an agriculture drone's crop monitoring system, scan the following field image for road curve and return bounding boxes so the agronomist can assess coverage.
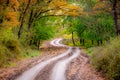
[15,38,81,80]
[15,47,72,80]
[50,38,66,47]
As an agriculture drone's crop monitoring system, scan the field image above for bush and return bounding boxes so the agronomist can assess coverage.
[0,29,22,67]
[5,39,21,59]
[0,45,8,67]
[91,36,120,80]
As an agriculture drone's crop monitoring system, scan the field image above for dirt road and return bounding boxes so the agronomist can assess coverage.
[15,38,105,80]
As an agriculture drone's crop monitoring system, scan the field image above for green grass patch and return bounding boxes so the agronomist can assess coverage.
[22,48,41,59]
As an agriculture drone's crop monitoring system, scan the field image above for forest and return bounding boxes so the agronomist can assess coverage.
[0,0,120,80]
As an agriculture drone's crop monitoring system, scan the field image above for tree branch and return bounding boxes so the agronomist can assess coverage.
[35,8,55,18]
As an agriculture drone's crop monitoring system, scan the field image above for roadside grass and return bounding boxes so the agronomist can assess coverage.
[0,47,41,68]
[22,48,41,58]
[82,47,99,56]
[63,38,101,48]
[3,49,40,68]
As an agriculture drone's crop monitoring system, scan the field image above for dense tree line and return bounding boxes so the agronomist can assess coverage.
[63,0,119,47]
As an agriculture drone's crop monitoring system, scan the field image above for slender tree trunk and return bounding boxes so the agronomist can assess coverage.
[72,32,75,46]
[0,19,3,24]
[80,39,82,44]
[29,39,32,45]
[18,0,31,38]
[33,40,36,45]
[100,40,103,45]
[26,9,35,46]
[112,0,120,35]
[6,0,9,6]
[18,17,24,38]
[83,39,85,46]
[38,40,40,50]
[80,38,82,44]
[97,40,100,46]
[92,40,94,45]
[28,9,34,31]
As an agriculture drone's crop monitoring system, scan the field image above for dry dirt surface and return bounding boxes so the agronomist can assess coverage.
[66,53,106,80]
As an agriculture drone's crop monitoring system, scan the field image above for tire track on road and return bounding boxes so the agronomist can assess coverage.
[15,47,72,80]
[15,39,81,80]
[34,48,76,80]
[50,47,81,80]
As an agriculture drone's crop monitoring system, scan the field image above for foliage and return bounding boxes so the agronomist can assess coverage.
[91,36,120,80]
[63,12,115,47]
[0,0,19,29]
[33,18,55,41]
[0,29,21,67]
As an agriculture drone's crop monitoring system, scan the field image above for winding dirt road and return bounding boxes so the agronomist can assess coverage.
[15,38,105,80]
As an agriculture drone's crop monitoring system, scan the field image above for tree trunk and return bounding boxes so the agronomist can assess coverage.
[6,0,9,6]
[100,40,103,45]
[18,0,31,38]
[80,38,82,44]
[38,40,40,50]
[72,32,75,46]
[18,17,24,38]
[29,39,32,45]
[0,19,3,24]
[92,40,94,45]
[82,39,85,46]
[97,40,100,46]
[28,9,34,31]
[112,0,120,35]
[33,40,36,45]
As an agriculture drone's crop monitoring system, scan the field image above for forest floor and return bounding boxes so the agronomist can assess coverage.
[0,41,106,80]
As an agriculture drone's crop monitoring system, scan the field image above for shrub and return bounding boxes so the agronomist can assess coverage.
[91,36,120,80]
[5,39,21,59]
[0,45,10,67]
[0,29,22,67]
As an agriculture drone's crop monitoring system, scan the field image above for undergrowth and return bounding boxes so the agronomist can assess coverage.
[0,29,21,67]
[0,29,41,67]
[91,36,120,80]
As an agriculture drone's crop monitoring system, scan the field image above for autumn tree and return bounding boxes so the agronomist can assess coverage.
[0,0,19,29]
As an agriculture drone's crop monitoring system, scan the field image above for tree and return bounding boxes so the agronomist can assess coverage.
[63,16,79,46]
[0,0,19,29]
[94,0,120,35]
[32,18,55,49]
[17,0,83,38]
[18,0,32,38]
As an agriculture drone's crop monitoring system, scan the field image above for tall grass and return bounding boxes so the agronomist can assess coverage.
[91,36,120,80]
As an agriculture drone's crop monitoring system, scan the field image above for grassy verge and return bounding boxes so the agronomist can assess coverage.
[0,48,41,68]
[22,48,41,59]
[63,38,102,48]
